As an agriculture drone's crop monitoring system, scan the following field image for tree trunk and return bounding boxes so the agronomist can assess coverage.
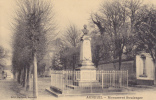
[95,59,99,68]
[73,54,76,70]
[22,67,26,87]
[95,63,98,68]
[13,70,16,80]
[119,54,122,70]
[17,69,21,84]
[133,56,136,73]
[153,53,156,83]
[20,69,23,85]
[155,62,156,81]
[33,53,38,98]
[26,67,30,91]
[64,59,67,70]
[113,62,116,69]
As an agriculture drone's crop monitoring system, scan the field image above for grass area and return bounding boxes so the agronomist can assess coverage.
[37,77,51,96]
[11,77,52,98]
[29,77,51,97]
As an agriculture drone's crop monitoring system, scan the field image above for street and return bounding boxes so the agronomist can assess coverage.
[0,79,23,100]
[0,78,156,100]
[0,78,85,100]
[0,78,55,100]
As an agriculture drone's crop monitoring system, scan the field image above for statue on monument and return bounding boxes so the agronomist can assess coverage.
[81,24,89,40]
[82,24,89,35]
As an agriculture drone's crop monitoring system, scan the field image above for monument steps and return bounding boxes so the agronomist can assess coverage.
[45,88,63,97]
[50,86,63,94]
[46,86,132,97]
[66,85,78,89]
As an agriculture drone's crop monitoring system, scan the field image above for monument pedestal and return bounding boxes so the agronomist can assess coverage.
[74,56,98,87]
[74,63,98,86]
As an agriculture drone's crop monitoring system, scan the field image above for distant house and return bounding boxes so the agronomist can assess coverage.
[3,65,13,79]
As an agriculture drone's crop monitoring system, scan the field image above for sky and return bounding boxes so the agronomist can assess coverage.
[0,0,103,65]
[0,0,103,50]
[52,0,103,30]
[0,0,156,65]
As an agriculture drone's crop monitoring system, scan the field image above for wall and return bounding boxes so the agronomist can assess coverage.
[98,60,135,77]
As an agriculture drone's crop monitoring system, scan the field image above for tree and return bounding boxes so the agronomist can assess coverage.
[52,24,81,70]
[123,0,143,58]
[135,5,156,65]
[51,38,64,70]
[0,46,6,59]
[62,24,80,70]
[38,63,46,75]
[91,0,130,70]
[58,24,81,70]
[52,52,63,70]
[124,0,142,32]
[0,46,8,69]
[12,0,56,96]
[91,32,111,68]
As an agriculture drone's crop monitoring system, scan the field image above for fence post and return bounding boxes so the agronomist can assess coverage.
[62,70,64,93]
[54,70,55,87]
[57,71,58,88]
[90,72,92,93]
[110,71,111,87]
[102,73,103,89]
[119,71,122,88]
[127,70,128,87]
[51,70,52,86]
[114,71,115,88]
[113,70,115,87]
[96,70,98,81]
[106,71,108,87]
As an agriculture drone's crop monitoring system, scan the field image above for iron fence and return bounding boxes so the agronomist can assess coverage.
[50,70,128,94]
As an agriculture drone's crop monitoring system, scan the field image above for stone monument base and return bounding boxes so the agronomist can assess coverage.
[73,80,100,87]
[74,63,98,87]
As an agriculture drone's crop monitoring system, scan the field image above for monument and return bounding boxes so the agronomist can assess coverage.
[75,25,97,86]
[136,53,155,85]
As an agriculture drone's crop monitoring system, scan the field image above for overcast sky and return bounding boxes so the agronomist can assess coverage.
[0,0,104,50]
[0,0,156,51]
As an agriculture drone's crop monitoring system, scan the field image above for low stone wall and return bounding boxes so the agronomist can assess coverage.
[97,60,136,84]
[98,60,134,71]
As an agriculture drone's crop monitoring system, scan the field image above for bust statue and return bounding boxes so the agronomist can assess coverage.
[81,25,89,41]
[82,24,89,35]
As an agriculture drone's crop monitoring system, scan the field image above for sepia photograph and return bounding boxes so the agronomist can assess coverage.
[0,0,156,100]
